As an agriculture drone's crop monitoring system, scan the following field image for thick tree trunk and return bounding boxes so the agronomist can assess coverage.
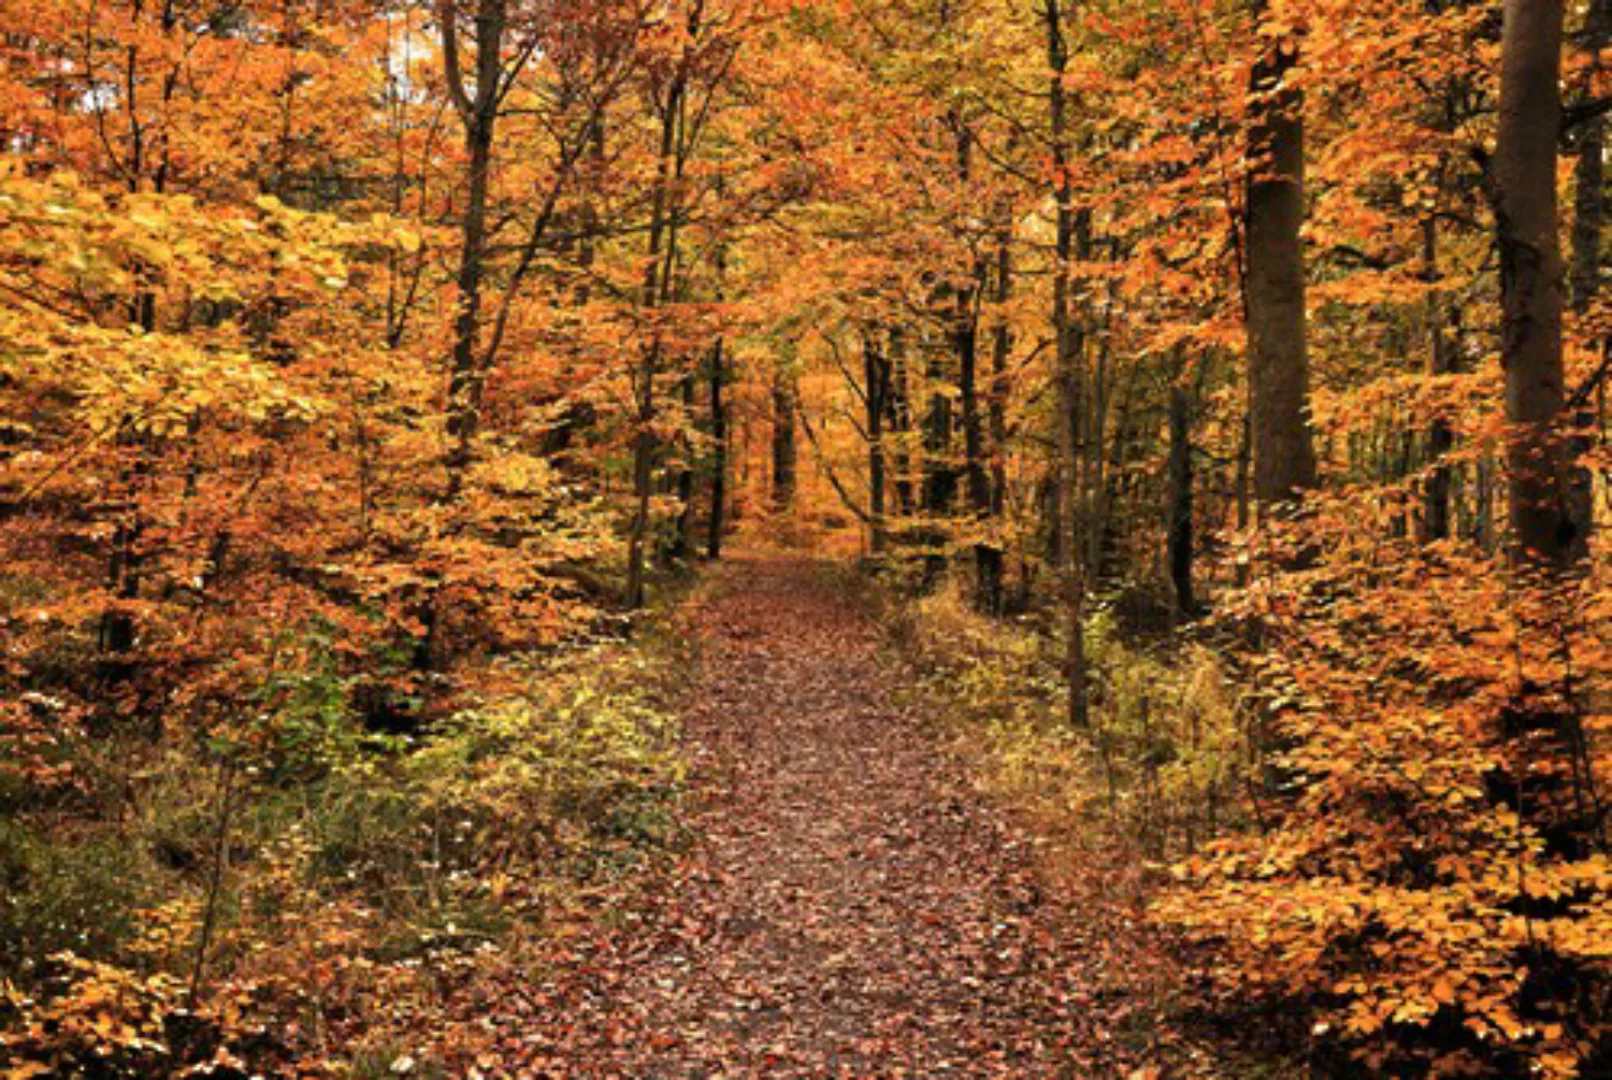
[1245,7,1317,510]
[1496,0,1573,567]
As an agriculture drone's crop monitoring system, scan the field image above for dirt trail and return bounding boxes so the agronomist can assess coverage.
[500,557,1140,1078]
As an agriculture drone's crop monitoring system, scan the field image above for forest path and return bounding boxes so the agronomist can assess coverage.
[495,556,1147,1078]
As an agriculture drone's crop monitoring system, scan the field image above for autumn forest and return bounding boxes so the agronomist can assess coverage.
[1,0,1608,1076]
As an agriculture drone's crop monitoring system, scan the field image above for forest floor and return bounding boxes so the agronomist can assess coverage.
[438,556,1259,1079]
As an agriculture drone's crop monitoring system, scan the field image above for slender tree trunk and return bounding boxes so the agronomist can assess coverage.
[1478,451,1497,551]
[626,30,692,609]
[958,269,996,608]
[100,442,142,686]
[443,0,507,500]
[1571,0,1609,312]
[1566,0,1608,562]
[1496,0,1573,567]
[1245,3,1317,510]
[865,330,890,556]
[1422,214,1457,542]
[707,335,728,560]
[705,232,730,560]
[887,327,916,517]
[981,211,1013,610]
[772,365,798,512]
[921,322,958,586]
[1168,375,1197,622]
[922,343,959,518]
[959,288,988,513]
[1049,0,1088,728]
[673,371,697,559]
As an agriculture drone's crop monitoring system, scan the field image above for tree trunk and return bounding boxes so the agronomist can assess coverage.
[707,335,728,560]
[672,370,697,560]
[626,24,693,609]
[772,365,798,511]
[1571,0,1609,312]
[865,330,890,556]
[1566,0,1607,562]
[887,327,916,517]
[1049,0,1088,728]
[958,268,997,608]
[980,212,1013,611]
[1168,378,1197,622]
[443,0,507,501]
[1245,5,1317,510]
[921,324,958,587]
[1422,214,1457,542]
[1496,0,1573,567]
[922,343,958,518]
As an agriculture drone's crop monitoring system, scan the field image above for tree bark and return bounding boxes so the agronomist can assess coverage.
[887,327,916,517]
[626,16,694,609]
[1495,0,1573,567]
[1566,0,1607,562]
[672,369,697,560]
[1168,377,1198,622]
[772,365,798,512]
[1245,6,1317,510]
[1571,0,1609,312]
[958,266,996,608]
[922,342,958,518]
[707,335,728,560]
[442,0,507,501]
[979,210,1014,611]
[1422,215,1457,542]
[864,330,890,556]
[1048,0,1089,728]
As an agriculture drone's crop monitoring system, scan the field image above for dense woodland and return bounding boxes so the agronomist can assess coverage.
[0,0,1609,1075]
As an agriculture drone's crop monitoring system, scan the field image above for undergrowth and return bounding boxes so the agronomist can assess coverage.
[883,573,1305,1077]
[0,608,692,1077]
[889,576,1254,866]
[881,527,1610,1079]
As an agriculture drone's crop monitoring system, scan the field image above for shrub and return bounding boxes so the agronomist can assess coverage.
[1157,509,1611,1078]
[899,578,1249,861]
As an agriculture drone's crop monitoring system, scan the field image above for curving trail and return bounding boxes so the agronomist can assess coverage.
[483,557,1147,1078]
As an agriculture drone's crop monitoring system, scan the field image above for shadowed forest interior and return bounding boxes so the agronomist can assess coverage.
[0,0,1609,1076]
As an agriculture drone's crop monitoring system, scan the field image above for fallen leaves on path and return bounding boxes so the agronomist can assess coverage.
[433,558,1196,1078]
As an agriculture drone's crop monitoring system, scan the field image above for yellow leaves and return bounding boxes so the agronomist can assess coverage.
[373,212,425,255]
